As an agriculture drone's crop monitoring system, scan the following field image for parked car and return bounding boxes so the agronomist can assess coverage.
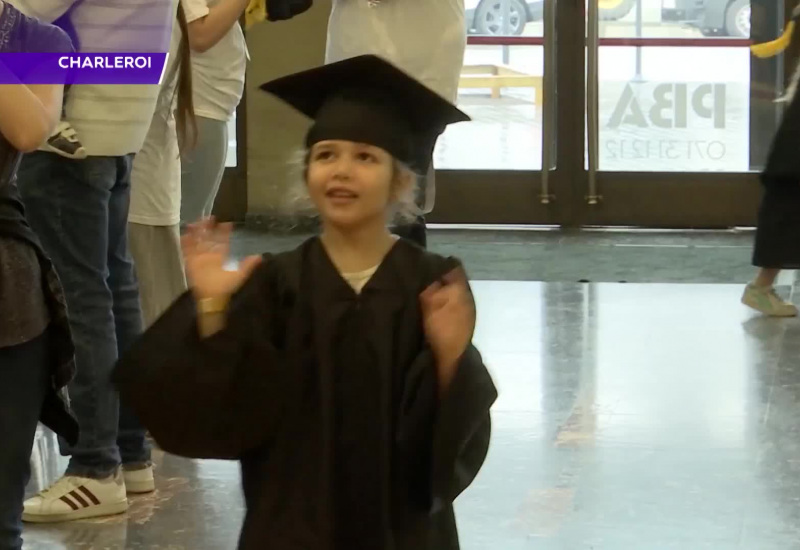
[466,0,637,36]
[661,0,750,38]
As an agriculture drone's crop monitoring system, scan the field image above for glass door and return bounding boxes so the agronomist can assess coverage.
[583,0,786,227]
[431,0,558,224]
[432,0,792,228]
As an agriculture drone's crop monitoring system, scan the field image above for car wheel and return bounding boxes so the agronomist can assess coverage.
[598,0,636,21]
[724,0,750,38]
[474,0,528,36]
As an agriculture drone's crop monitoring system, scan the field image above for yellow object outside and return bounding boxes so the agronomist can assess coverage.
[751,21,796,58]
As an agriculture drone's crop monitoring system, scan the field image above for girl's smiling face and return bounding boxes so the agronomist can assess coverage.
[306,139,402,230]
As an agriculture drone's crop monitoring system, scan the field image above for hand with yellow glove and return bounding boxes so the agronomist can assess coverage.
[245,0,266,29]
[751,2,800,58]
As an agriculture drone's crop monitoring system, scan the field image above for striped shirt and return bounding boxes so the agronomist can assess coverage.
[8,0,176,156]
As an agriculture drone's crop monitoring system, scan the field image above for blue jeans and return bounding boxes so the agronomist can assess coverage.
[17,152,150,479]
[0,330,50,550]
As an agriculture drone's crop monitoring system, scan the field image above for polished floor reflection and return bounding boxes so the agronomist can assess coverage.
[24,281,800,549]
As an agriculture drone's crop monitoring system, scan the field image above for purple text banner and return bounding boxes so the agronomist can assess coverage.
[0,52,169,84]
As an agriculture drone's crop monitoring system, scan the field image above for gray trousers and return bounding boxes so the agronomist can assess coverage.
[180,116,229,224]
[128,223,187,328]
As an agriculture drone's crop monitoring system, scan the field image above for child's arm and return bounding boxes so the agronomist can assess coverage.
[112,258,290,461]
[396,345,496,511]
[396,261,497,511]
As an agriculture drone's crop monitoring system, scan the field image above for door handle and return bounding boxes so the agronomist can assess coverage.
[586,0,602,205]
[540,0,557,204]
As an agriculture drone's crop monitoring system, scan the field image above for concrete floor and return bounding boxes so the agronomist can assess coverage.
[22,272,800,548]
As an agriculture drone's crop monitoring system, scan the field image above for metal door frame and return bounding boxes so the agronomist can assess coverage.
[429,0,791,229]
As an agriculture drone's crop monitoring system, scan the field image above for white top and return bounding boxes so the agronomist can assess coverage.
[342,265,378,294]
[325,0,466,103]
[129,1,182,227]
[11,0,172,156]
[181,0,248,122]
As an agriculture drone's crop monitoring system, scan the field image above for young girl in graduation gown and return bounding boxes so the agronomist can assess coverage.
[113,55,497,550]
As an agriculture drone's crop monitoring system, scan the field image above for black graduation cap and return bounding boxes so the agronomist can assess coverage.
[259,54,470,170]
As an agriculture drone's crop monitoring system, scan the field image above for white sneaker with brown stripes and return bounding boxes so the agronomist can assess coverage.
[22,469,128,523]
[123,462,155,494]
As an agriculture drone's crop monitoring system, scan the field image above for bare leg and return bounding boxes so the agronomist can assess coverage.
[753,268,780,288]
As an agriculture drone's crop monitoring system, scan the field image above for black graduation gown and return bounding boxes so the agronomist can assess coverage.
[762,87,800,182]
[112,237,497,550]
[753,90,800,268]
[266,0,312,21]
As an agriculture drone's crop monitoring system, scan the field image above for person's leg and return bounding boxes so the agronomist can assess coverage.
[743,267,797,317]
[105,155,153,489]
[128,222,187,328]
[0,331,51,550]
[754,268,781,288]
[742,184,800,317]
[180,116,229,224]
[17,152,128,521]
[18,153,121,475]
[202,119,229,219]
[121,221,188,493]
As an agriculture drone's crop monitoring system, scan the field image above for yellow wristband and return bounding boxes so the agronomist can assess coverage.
[196,295,230,315]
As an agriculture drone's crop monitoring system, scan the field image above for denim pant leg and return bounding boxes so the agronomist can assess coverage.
[17,152,123,478]
[0,330,50,550]
[107,155,149,465]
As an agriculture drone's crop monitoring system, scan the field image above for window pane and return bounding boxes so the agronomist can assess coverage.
[593,0,783,173]
[599,46,750,172]
[440,44,543,171]
[439,1,544,171]
[595,0,750,40]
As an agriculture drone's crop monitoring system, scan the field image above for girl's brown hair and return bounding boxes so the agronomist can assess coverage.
[174,2,197,155]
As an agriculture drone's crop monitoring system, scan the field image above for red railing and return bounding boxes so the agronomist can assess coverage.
[467,36,753,47]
